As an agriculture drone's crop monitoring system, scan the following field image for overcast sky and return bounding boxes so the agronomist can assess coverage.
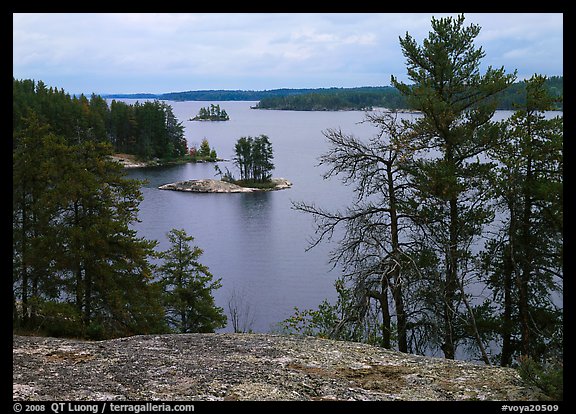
[13,13,563,95]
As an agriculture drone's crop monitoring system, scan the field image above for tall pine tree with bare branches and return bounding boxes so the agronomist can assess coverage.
[390,14,516,360]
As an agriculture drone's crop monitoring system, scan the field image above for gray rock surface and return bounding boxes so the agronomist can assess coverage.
[158,178,292,193]
[13,333,544,401]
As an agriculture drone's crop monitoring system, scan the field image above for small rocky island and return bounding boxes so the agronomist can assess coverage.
[189,104,229,121]
[158,178,292,193]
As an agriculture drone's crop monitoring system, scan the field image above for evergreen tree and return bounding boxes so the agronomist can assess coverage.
[233,135,274,182]
[199,138,212,158]
[157,229,227,333]
[485,75,563,365]
[109,99,135,153]
[163,102,187,158]
[52,140,166,337]
[252,135,274,182]
[192,104,229,121]
[233,136,253,181]
[390,14,516,361]
[13,113,59,328]
[13,113,167,338]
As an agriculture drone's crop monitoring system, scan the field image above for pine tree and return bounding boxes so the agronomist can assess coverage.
[252,135,274,182]
[485,75,563,364]
[199,138,212,158]
[391,14,516,360]
[13,113,59,328]
[233,135,274,182]
[13,113,167,337]
[157,229,227,333]
[163,102,187,158]
[233,136,253,181]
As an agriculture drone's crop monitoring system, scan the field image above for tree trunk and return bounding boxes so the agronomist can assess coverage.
[83,265,92,328]
[392,281,408,353]
[459,281,490,365]
[75,265,84,317]
[379,286,391,349]
[500,243,514,367]
[74,202,84,317]
[20,194,29,327]
[369,274,391,348]
[442,196,459,360]
[386,160,408,353]
[518,148,534,357]
[518,269,531,356]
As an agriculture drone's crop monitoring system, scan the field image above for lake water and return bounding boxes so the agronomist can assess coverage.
[121,100,393,333]
[119,100,561,338]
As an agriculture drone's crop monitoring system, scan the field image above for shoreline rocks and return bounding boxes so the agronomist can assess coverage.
[109,154,154,168]
[158,178,292,193]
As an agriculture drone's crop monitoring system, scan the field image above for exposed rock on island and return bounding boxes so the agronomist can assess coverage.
[13,333,544,401]
[158,178,292,193]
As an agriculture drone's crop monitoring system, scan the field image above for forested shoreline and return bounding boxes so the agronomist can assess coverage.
[13,79,189,161]
[102,76,563,111]
[13,78,227,339]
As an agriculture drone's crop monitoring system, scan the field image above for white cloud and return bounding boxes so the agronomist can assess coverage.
[13,13,563,94]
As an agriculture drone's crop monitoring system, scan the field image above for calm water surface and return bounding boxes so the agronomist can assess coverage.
[119,100,559,336]
[121,100,387,333]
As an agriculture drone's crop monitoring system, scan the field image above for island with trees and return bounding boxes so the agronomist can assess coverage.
[159,134,292,193]
[190,103,229,121]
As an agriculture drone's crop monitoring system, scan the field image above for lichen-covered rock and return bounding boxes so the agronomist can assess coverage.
[12,333,545,401]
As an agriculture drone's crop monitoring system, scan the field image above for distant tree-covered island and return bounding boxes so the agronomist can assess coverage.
[190,104,229,121]
[103,77,563,112]
[253,77,563,111]
[253,86,405,111]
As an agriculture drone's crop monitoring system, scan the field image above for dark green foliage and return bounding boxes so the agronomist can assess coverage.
[255,87,406,111]
[292,14,562,368]
[253,81,561,111]
[13,81,174,339]
[390,13,516,362]
[517,356,563,400]
[13,78,188,161]
[191,104,229,121]
[156,229,227,333]
[189,138,218,162]
[483,75,563,365]
[33,301,84,338]
[199,138,212,157]
[233,135,274,182]
[13,79,230,339]
[125,100,187,160]
[13,115,169,338]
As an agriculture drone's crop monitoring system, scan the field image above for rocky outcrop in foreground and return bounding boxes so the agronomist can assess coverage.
[13,333,544,401]
[158,178,292,193]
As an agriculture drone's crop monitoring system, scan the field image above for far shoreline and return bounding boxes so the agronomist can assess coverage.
[110,153,226,169]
